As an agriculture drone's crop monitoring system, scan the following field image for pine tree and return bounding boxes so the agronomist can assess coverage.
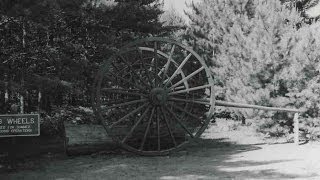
[185,0,302,116]
[160,6,187,40]
[0,0,167,113]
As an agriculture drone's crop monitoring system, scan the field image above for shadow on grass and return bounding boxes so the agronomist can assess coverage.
[0,138,318,180]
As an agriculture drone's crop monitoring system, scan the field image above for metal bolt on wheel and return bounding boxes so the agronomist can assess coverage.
[92,37,215,156]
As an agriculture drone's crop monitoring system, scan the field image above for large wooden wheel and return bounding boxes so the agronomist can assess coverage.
[92,37,215,155]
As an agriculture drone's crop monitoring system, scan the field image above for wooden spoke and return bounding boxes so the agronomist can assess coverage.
[136,46,153,86]
[156,107,161,151]
[105,71,146,92]
[172,85,185,91]
[149,58,154,72]
[109,103,148,128]
[110,61,145,86]
[169,84,213,95]
[111,62,122,72]
[110,59,141,75]
[154,41,158,86]
[118,54,152,89]
[136,47,162,88]
[164,107,195,138]
[161,44,175,82]
[122,106,151,143]
[160,107,177,147]
[101,99,147,111]
[169,67,205,90]
[136,46,188,89]
[148,58,163,87]
[102,99,143,106]
[138,46,179,79]
[164,53,192,86]
[101,88,146,97]
[110,61,141,88]
[170,103,203,122]
[139,107,156,150]
[168,97,211,106]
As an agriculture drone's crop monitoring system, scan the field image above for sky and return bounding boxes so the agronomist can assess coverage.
[305,2,320,18]
[163,0,201,18]
[164,0,320,19]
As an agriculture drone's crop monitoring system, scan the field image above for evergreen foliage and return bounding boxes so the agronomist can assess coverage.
[186,0,301,107]
[183,0,320,138]
[0,0,167,115]
[160,6,187,40]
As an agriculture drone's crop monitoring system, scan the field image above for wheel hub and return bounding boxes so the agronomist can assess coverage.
[149,88,168,106]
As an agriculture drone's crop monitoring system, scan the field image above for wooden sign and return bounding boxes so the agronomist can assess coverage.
[0,114,40,137]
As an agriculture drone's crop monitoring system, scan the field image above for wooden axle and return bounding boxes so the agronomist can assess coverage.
[215,100,304,113]
[198,99,304,145]
[215,100,303,145]
[169,98,304,113]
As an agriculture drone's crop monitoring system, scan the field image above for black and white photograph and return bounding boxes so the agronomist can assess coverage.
[1,0,320,179]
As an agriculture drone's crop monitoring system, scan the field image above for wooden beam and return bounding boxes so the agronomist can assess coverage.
[215,100,304,113]
[64,122,118,155]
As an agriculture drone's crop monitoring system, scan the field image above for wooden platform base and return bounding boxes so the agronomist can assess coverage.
[64,122,119,155]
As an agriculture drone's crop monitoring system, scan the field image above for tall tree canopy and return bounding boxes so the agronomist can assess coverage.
[0,0,167,113]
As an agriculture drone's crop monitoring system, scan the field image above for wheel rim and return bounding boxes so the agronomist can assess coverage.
[92,37,215,155]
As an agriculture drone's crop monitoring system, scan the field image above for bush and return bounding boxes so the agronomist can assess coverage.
[256,118,290,138]
[228,121,241,131]
[213,109,246,123]
[300,117,320,141]
[39,106,95,137]
[41,113,66,137]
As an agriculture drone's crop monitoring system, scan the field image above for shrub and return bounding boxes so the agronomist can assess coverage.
[39,106,95,137]
[300,117,320,141]
[256,118,290,138]
[213,109,246,123]
[228,121,241,131]
[40,111,64,137]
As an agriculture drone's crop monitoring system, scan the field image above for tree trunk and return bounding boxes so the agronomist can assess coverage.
[4,74,9,103]
[19,76,24,114]
[20,18,26,114]
[22,18,26,48]
[38,90,42,112]
[26,90,31,112]
[19,92,24,114]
